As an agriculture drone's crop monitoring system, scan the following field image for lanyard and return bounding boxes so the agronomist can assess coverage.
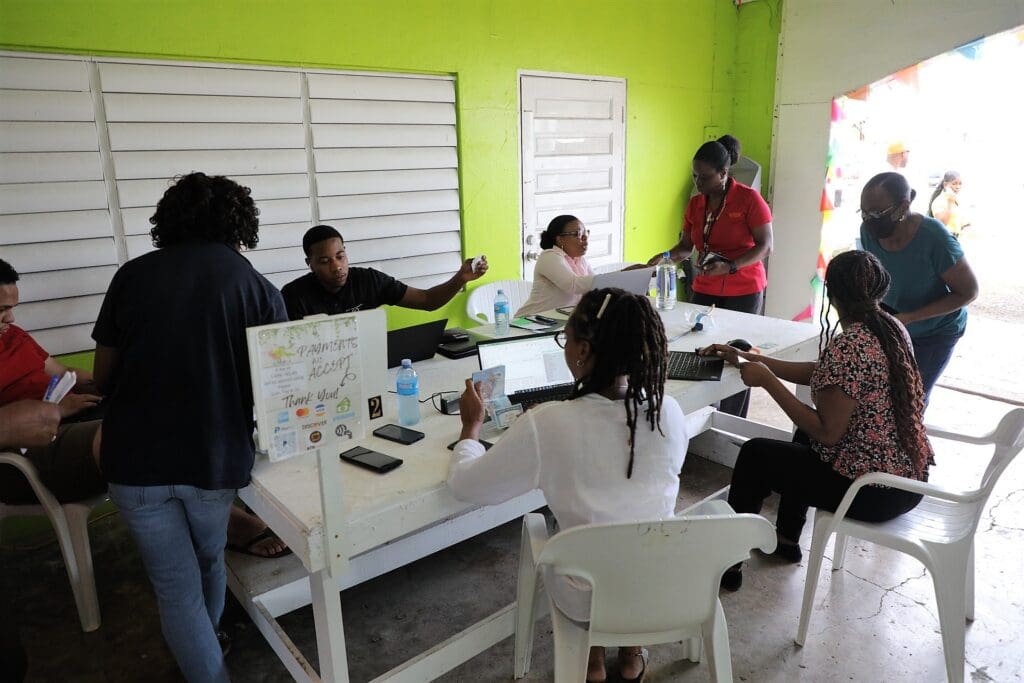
[701,178,731,251]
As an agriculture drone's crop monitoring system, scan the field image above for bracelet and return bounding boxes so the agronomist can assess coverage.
[728,260,738,275]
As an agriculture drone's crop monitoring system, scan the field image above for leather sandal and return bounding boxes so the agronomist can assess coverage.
[619,647,649,683]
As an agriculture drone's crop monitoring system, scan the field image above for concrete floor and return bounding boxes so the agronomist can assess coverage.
[3,385,1022,682]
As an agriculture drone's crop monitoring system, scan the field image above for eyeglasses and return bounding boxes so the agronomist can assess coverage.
[559,229,589,239]
[554,330,567,348]
[857,204,897,221]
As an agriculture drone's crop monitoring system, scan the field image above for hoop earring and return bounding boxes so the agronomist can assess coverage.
[575,359,583,368]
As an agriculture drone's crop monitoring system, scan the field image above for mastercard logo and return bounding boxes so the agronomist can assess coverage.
[295,408,310,417]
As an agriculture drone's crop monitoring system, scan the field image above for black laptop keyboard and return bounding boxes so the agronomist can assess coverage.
[510,384,574,408]
[667,351,722,381]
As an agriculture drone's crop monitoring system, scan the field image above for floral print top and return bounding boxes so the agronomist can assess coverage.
[810,323,933,481]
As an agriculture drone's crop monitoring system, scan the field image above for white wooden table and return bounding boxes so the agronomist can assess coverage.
[227,303,819,682]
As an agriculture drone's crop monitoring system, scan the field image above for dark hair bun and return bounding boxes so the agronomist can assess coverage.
[716,135,741,165]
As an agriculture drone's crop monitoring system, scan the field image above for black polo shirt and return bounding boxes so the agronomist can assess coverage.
[280,268,408,320]
[92,243,287,490]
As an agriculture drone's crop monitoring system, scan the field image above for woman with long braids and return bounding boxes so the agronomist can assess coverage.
[701,250,933,592]
[448,288,689,683]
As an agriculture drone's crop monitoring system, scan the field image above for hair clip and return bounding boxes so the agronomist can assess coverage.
[595,293,613,319]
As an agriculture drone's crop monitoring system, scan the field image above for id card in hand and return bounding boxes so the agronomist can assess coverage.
[471,365,505,401]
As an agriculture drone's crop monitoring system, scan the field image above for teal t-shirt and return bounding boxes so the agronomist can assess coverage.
[860,216,967,340]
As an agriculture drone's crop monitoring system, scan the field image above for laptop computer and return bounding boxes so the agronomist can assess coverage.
[590,267,655,295]
[386,318,447,368]
[666,350,724,381]
[476,332,575,407]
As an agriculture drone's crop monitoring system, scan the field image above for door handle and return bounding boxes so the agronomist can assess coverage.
[525,234,537,245]
[526,251,539,261]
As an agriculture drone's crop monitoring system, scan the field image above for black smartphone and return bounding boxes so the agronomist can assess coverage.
[447,439,493,450]
[699,251,729,267]
[339,446,403,473]
[373,423,425,445]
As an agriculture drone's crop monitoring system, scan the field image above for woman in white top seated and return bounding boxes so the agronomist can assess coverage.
[448,288,690,683]
[516,214,595,317]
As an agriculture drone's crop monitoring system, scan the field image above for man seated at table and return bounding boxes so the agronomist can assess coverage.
[0,258,287,558]
[281,225,489,319]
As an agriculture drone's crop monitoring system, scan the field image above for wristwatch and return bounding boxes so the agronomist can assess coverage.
[728,260,738,275]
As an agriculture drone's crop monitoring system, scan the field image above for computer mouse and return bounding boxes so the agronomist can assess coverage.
[728,338,753,352]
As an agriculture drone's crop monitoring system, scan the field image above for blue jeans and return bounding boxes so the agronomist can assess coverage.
[109,483,235,683]
[913,331,963,404]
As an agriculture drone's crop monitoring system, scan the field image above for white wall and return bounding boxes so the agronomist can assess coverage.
[767,0,1024,319]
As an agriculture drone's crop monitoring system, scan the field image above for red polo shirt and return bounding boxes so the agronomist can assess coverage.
[0,325,51,406]
[684,179,772,296]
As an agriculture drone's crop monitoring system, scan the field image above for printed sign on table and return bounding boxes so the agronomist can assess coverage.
[248,315,365,462]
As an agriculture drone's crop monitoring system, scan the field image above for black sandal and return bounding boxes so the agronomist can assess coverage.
[720,563,743,592]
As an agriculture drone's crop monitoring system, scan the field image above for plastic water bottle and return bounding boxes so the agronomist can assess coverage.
[494,289,510,336]
[655,252,677,311]
[396,359,420,426]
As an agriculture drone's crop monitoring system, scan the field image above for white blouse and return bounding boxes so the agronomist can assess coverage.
[448,393,688,529]
[447,393,689,620]
[515,247,594,317]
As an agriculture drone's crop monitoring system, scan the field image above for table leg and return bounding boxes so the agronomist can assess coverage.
[310,568,349,683]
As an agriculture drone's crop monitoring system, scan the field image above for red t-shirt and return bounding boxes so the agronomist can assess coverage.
[0,325,52,406]
[684,179,772,296]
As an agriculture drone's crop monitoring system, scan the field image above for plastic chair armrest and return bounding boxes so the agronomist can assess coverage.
[522,513,549,567]
[0,451,63,510]
[830,471,978,529]
[925,424,993,445]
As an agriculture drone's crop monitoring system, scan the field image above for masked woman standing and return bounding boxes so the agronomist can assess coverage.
[859,172,978,401]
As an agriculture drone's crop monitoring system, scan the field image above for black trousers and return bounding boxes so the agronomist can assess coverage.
[726,435,923,542]
[690,290,764,417]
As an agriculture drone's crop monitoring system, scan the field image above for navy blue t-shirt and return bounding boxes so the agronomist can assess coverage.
[92,243,287,489]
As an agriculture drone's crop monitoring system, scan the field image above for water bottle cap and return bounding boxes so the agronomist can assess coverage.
[497,289,505,295]
[663,251,671,258]
[401,359,412,367]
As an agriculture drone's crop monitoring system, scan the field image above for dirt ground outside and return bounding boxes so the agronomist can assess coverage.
[934,198,1024,404]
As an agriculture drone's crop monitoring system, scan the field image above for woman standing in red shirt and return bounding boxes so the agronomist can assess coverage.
[651,134,774,416]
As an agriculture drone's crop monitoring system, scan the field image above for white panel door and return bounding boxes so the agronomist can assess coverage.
[519,74,625,278]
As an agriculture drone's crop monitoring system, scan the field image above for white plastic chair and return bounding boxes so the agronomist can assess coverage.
[796,408,1024,682]
[514,500,776,682]
[466,280,533,323]
[0,451,107,632]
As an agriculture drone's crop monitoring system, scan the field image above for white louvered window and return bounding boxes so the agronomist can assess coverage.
[0,52,462,355]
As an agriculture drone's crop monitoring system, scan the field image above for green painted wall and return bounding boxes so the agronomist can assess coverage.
[1,0,780,334]
[732,0,783,188]
[4,0,782,541]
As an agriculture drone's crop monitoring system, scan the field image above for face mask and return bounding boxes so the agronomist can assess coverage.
[863,216,898,239]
